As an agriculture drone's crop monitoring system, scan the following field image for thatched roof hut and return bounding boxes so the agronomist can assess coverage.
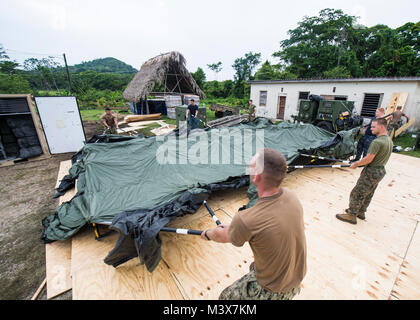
[123,51,205,103]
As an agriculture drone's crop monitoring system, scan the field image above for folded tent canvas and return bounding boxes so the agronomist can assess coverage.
[42,119,359,272]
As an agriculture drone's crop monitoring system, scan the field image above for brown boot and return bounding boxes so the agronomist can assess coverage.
[336,213,357,224]
[346,208,365,220]
[356,213,366,220]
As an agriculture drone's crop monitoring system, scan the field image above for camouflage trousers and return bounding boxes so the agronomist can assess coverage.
[347,166,386,216]
[106,127,117,134]
[219,262,301,300]
[388,122,400,137]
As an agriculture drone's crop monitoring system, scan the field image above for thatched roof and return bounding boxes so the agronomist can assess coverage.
[123,51,205,102]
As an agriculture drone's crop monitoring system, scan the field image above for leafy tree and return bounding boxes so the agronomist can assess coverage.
[207,61,222,80]
[0,44,9,61]
[273,8,420,78]
[323,66,351,78]
[232,52,261,98]
[191,67,206,88]
[0,44,19,75]
[273,8,358,78]
[232,52,261,82]
[254,60,281,80]
[207,62,222,72]
[0,73,31,93]
[0,60,19,74]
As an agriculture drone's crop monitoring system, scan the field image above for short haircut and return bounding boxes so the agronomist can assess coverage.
[105,107,110,111]
[255,148,287,188]
[396,106,402,109]
[190,99,195,102]
[373,118,388,127]
[249,99,253,102]
[377,107,385,113]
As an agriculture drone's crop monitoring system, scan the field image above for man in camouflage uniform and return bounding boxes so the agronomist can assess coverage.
[101,107,119,134]
[388,106,409,139]
[247,99,257,121]
[337,118,393,224]
[218,262,302,300]
[201,149,307,300]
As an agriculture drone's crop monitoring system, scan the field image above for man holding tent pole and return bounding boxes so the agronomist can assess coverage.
[201,148,307,300]
[336,118,393,224]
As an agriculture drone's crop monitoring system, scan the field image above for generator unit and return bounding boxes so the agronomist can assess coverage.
[294,95,363,132]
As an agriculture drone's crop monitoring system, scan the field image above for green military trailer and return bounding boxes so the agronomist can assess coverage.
[175,105,207,128]
[293,95,363,133]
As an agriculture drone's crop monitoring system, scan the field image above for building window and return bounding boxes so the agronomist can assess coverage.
[259,91,267,106]
[361,93,382,117]
[333,87,336,93]
[298,92,310,100]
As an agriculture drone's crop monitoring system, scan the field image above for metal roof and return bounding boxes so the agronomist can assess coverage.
[248,77,420,84]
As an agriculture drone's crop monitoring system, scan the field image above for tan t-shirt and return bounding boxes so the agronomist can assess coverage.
[229,188,307,293]
[101,113,116,128]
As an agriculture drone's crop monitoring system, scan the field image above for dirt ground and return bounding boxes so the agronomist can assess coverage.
[0,121,103,300]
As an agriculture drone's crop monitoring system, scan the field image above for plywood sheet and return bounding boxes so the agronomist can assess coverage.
[71,227,183,300]
[280,155,420,299]
[161,209,254,299]
[55,160,72,189]
[45,167,77,300]
[385,92,408,117]
[390,225,420,299]
[45,239,72,299]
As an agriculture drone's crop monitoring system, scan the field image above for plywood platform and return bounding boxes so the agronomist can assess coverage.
[45,153,420,299]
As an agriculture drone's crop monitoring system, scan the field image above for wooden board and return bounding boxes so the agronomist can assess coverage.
[71,227,183,300]
[160,209,254,299]
[45,239,72,299]
[395,117,416,138]
[281,154,420,299]
[390,224,420,299]
[0,153,51,167]
[50,154,420,300]
[385,92,408,118]
[124,114,161,123]
[45,164,77,299]
[55,160,72,189]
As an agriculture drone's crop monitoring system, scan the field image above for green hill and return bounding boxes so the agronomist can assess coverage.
[69,57,137,74]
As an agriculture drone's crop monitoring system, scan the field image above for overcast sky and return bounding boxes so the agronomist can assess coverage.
[1,0,419,80]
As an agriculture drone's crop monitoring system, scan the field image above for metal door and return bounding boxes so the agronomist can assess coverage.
[35,97,85,154]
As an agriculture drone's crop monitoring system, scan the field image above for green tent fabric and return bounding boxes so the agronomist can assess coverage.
[42,118,359,271]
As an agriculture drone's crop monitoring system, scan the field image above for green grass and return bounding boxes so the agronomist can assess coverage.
[160,116,177,125]
[137,123,161,137]
[393,132,420,158]
[80,109,129,121]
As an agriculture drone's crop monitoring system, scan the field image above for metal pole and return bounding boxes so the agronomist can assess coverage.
[63,53,72,95]
[299,154,350,164]
[288,164,351,169]
[160,227,203,236]
[203,200,221,225]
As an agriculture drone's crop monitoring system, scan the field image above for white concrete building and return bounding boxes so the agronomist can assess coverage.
[249,77,420,130]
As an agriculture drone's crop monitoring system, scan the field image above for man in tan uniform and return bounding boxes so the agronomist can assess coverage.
[101,107,119,134]
[201,148,307,300]
[388,106,409,139]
